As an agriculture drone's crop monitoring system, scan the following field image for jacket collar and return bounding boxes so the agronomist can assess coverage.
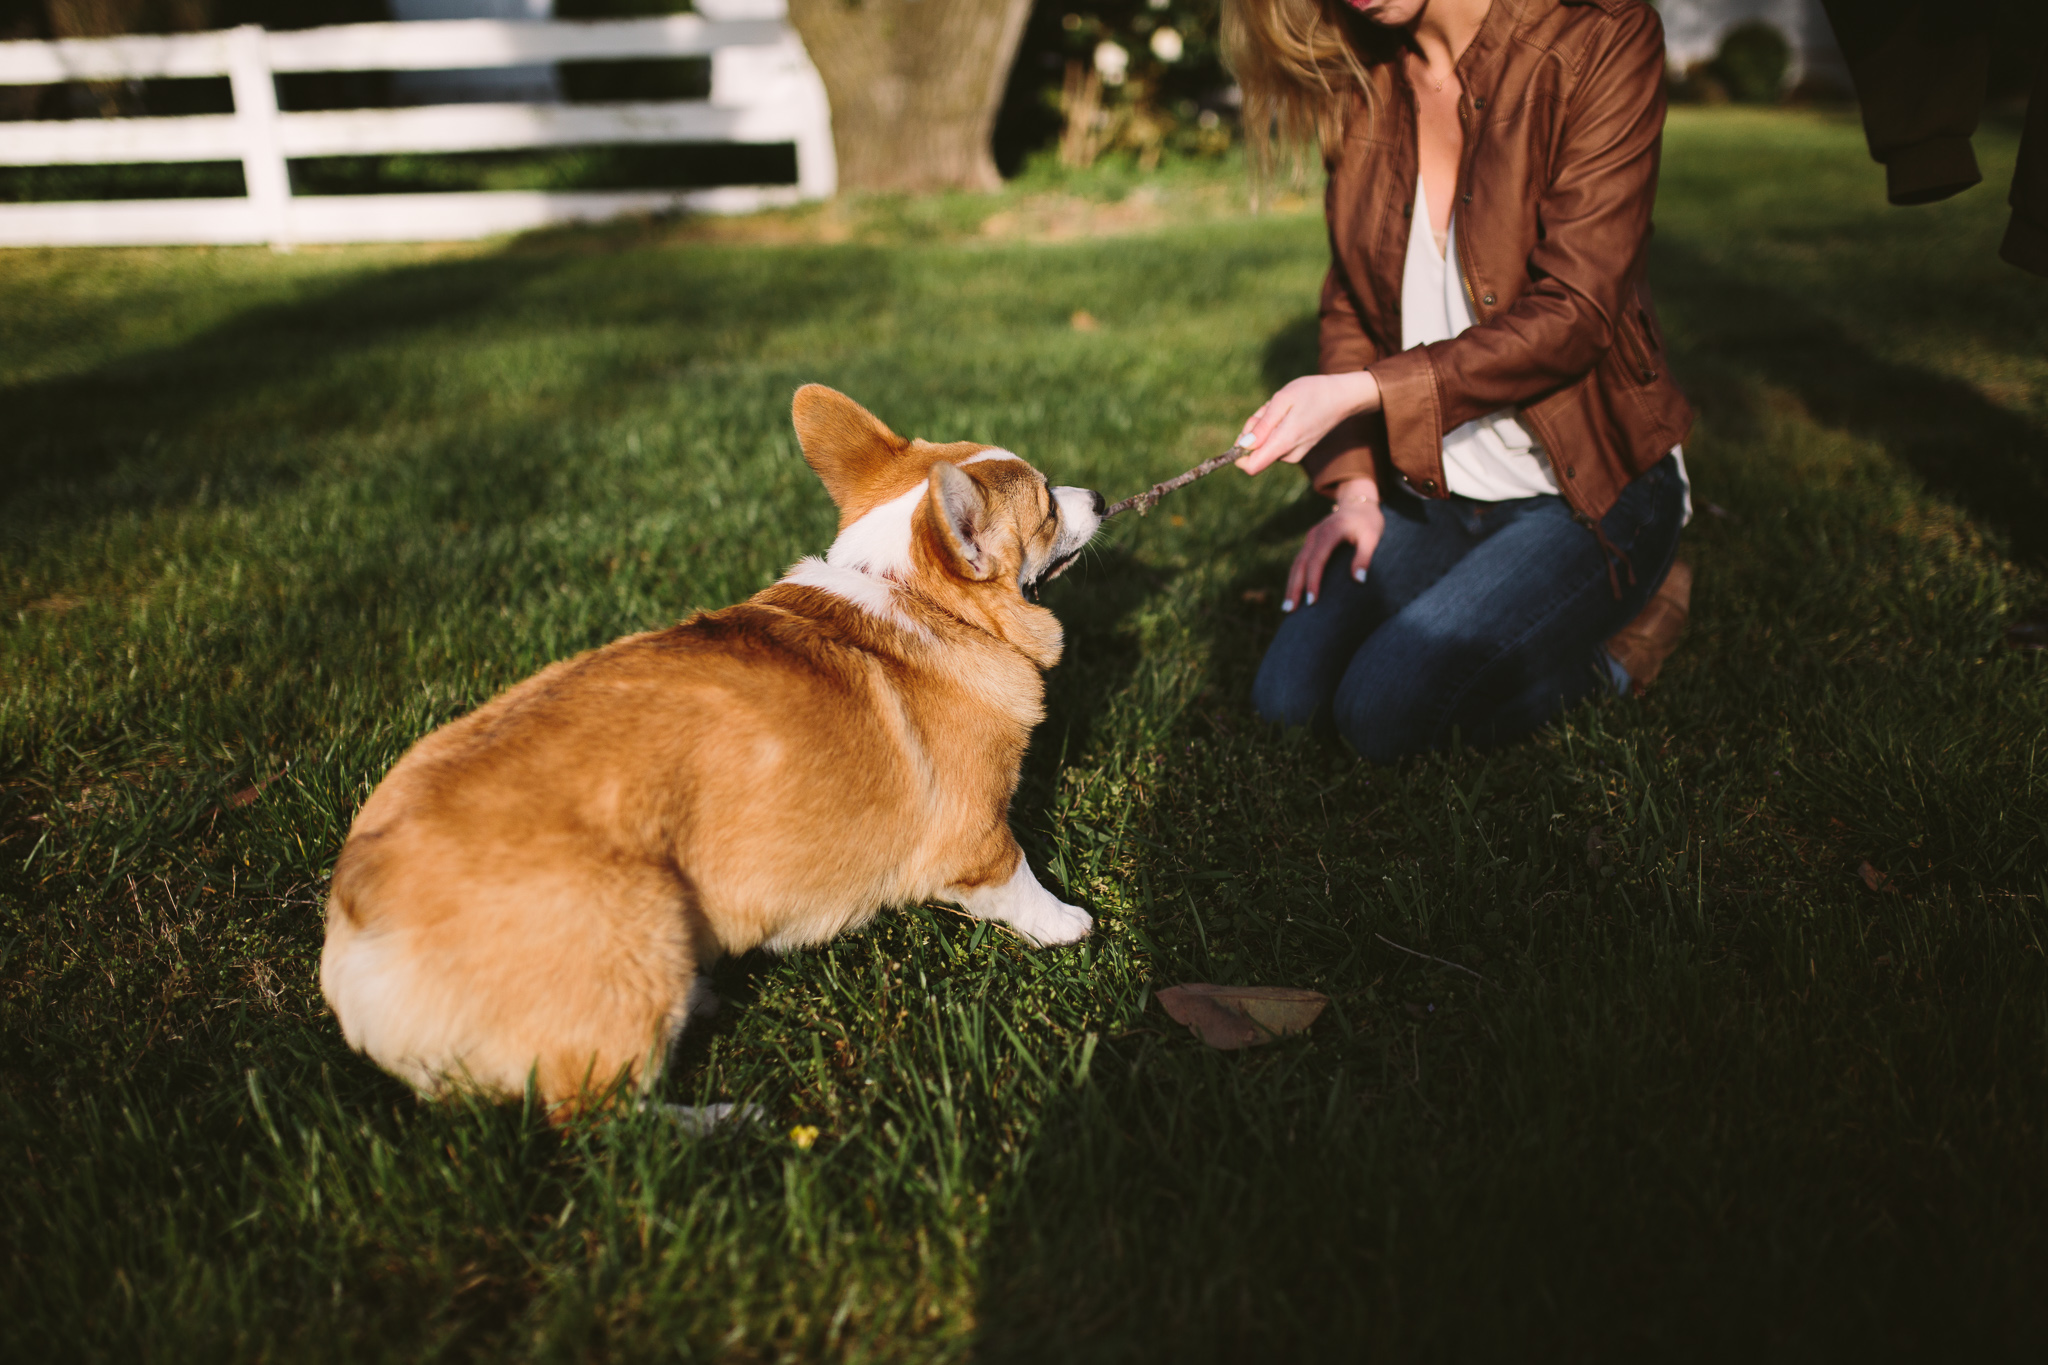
[1373,0,1599,133]
[1454,0,1543,95]
[1451,0,1625,94]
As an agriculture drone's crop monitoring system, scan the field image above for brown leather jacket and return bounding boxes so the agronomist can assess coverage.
[1303,0,1694,525]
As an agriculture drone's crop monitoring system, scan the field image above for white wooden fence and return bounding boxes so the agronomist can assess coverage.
[0,0,834,248]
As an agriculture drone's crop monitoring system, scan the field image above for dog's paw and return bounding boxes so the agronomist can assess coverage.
[951,859,1093,946]
[649,1100,763,1137]
[1012,899,1093,947]
[684,975,720,1020]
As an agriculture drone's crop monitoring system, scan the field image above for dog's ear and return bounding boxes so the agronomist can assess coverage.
[792,385,906,514]
[928,461,993,580]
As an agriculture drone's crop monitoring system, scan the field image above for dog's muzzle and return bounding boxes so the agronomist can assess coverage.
[1024,486,1106,601]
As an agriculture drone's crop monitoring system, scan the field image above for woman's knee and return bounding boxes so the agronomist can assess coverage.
[1251,650,1324,729]
[1329,652,1443,763]
[1331,697,1432,764]
[1249,573,1384,729]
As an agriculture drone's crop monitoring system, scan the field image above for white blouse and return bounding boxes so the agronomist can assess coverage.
[1397,173,1691,521]
[1400,173,1561,501]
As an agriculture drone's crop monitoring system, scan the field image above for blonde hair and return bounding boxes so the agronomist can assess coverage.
[1221,0,1395,182]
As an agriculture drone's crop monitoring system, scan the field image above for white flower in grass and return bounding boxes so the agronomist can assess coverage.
[1095,40,1130,85]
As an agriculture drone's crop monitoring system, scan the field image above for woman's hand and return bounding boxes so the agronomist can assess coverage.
[1284,479,1385,613]
[1234,371,1382,475]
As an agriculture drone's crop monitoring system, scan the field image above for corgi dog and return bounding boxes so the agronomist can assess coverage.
[318,386,1103,1116]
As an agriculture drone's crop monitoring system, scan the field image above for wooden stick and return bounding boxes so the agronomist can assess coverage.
[1102,446,1246,519]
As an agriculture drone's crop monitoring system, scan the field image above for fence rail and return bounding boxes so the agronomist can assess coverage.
[0,6,834,248]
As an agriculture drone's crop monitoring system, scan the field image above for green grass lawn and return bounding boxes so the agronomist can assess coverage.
[4,109,2047,1360]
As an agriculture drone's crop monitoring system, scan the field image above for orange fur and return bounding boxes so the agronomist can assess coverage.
[320,387,1103,1117]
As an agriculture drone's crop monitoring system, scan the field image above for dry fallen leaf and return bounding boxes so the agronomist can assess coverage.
[1858,860,1891,893]
[1069,309,1100,332]
[1156,983,1328,1050]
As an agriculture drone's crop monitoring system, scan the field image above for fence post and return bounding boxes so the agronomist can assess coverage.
[699,0,834,201]
[789,36,836,202]
[224,24,291,247]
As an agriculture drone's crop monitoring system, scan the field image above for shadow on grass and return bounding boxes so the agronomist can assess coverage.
[965,236,2048,1362]
[1016,477,1331,834]
[2,252,568,523]
[0,236,896,539]
[1654,237,2048,564]
[1011,542,1177,881]
[1261,312,1320,393]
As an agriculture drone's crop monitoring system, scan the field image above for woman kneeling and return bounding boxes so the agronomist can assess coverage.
[1224,0,1696,763]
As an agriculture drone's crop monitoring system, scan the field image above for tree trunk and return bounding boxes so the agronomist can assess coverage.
[786,0,1032,194]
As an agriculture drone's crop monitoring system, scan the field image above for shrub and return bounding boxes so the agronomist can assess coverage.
[1709,21,1790,106]
[996,0,1235,174]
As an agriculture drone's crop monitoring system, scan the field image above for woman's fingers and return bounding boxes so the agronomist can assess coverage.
[1282,506,1383,612]
[1294,523,1345,610]
[1235,403,1271,451]
[1351,530,1377,579]
[1283,523,1333,612]
[1238,373,1379,477]
[1235,400,1292,472]
[1282,539,1311,613]
[1237,442,1290,475]
[1344,508,1384,582]
[1236,399,1275,449]
[1239,379,1323,455]
[1238,409,1319,474]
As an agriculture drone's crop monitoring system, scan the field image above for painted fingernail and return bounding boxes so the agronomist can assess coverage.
[1304,592,1316,606]
[1238,430,1260,448]
[1281,598,1295,612]
[1354,567,1367,581]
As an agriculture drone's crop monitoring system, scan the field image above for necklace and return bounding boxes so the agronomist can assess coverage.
[1411,51,1449,93]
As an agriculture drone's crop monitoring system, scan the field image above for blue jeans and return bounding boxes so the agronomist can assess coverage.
[1251,455,1687,763]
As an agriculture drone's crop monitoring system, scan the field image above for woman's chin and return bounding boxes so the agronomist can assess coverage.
[1342,0,1408,22]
